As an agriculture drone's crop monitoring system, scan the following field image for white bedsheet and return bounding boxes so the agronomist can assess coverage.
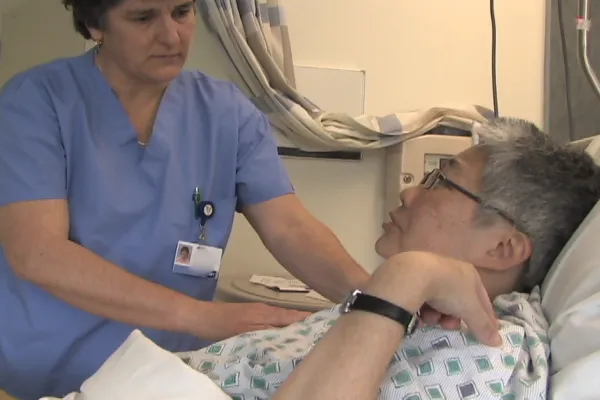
[40,330,229,400]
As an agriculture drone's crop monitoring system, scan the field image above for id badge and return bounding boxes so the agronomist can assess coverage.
[173,240,222,278]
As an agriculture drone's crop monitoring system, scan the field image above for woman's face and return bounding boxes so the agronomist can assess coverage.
[89,0,197,84]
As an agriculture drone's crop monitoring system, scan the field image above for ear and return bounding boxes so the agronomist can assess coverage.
[476,230,532,271]
[87,27,103,43]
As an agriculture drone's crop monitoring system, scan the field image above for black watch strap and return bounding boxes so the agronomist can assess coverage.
[349,292,418,335]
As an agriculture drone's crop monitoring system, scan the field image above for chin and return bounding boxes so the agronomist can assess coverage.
[149,66,184,83]
[375,237,401,259]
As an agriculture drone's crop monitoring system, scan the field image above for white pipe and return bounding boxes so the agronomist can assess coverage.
[577,0,600,102]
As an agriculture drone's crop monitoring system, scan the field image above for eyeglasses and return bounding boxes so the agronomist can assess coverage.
[420,169,520,229]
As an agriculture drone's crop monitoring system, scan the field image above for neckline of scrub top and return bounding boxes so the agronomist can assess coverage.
[80,49,182,161]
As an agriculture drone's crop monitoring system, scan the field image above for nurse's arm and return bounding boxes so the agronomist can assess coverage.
[243,194,370,303]
[0,199,216,338]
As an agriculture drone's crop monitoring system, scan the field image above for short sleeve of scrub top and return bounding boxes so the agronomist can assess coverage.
[230,86,294,211]
[0,75,67,206]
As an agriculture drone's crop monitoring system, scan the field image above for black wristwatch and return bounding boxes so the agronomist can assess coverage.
[340,289,419,336]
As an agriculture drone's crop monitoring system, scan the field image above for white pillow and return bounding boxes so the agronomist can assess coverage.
[584,135,600,161]
[541,200,600,374]
[41,330,231,400]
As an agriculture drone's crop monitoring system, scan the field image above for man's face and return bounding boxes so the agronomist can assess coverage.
[375,148,510,264]
[90,0,197,84]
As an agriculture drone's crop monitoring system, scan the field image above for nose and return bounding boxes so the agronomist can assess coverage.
[399,185,420,207]
[157,15,181,46]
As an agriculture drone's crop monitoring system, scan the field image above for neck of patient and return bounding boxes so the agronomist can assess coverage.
[478,264,524,300]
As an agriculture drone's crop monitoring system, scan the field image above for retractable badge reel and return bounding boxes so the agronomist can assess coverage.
[172,188,221,279]
[193,187,215,242]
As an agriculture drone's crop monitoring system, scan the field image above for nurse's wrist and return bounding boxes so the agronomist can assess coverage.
[171,296,211,337]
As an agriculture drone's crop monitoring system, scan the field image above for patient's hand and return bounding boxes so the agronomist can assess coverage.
[419,304,462,330]
[364,251,502,347]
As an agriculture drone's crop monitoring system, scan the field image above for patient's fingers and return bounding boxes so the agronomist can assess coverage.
[439,316,462,330]
[463,313,501,346]
[419,305,442,325]
[420,305,462,330]
[460,282,502,346]
[477,281,500,330]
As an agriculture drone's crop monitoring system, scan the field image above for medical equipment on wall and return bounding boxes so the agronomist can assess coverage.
[576,0,600,102]
[558,0,600,141]
[383,132,475,219]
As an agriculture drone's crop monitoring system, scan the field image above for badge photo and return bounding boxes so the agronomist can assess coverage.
[173,240,223,278]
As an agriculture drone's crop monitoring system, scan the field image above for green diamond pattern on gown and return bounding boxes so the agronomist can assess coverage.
[176,288,549,399]
[391,370,413,388]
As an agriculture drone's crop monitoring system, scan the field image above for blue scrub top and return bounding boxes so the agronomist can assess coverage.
[0,50,294,399]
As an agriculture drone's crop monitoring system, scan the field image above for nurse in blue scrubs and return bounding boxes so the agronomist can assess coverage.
[0,1,369,398]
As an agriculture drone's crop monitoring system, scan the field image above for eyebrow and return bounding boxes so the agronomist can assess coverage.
[441,157,461,173]
[174,1,195,9]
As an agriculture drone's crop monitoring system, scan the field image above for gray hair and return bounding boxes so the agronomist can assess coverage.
[474,117,600,288]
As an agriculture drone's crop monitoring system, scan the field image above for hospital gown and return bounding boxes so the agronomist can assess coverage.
[178,288,549,399]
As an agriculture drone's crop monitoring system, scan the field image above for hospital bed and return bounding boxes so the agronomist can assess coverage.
[32,134,600,400]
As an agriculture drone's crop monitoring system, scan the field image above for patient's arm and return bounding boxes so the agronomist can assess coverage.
[275,291,549,400]
[183,252,503,399]
[273,308,407,400]
[181,299,409,399]
[274,252,503,399]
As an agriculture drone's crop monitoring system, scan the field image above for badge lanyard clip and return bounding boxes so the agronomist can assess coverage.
[193,187,215,242]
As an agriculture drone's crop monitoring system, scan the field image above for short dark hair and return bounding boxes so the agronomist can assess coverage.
[475,117,600,288]
[62,0,125,40]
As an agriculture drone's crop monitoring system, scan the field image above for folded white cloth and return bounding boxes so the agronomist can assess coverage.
[40,330,230,400]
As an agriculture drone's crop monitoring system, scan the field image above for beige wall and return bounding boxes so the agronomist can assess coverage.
[0,1,82,84]
[222,0,547,278]
[0,1,547,279]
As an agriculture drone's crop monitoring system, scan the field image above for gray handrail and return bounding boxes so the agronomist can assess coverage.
[577,0,600,101]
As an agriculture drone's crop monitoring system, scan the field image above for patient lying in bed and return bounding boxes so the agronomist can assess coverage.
[178,118,600,399]
[178,288,549,399]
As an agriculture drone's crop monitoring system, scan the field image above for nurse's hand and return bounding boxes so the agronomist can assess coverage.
[202,302,313,340]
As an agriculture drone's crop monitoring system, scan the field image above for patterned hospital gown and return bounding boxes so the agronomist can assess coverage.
[178,288,550,399]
